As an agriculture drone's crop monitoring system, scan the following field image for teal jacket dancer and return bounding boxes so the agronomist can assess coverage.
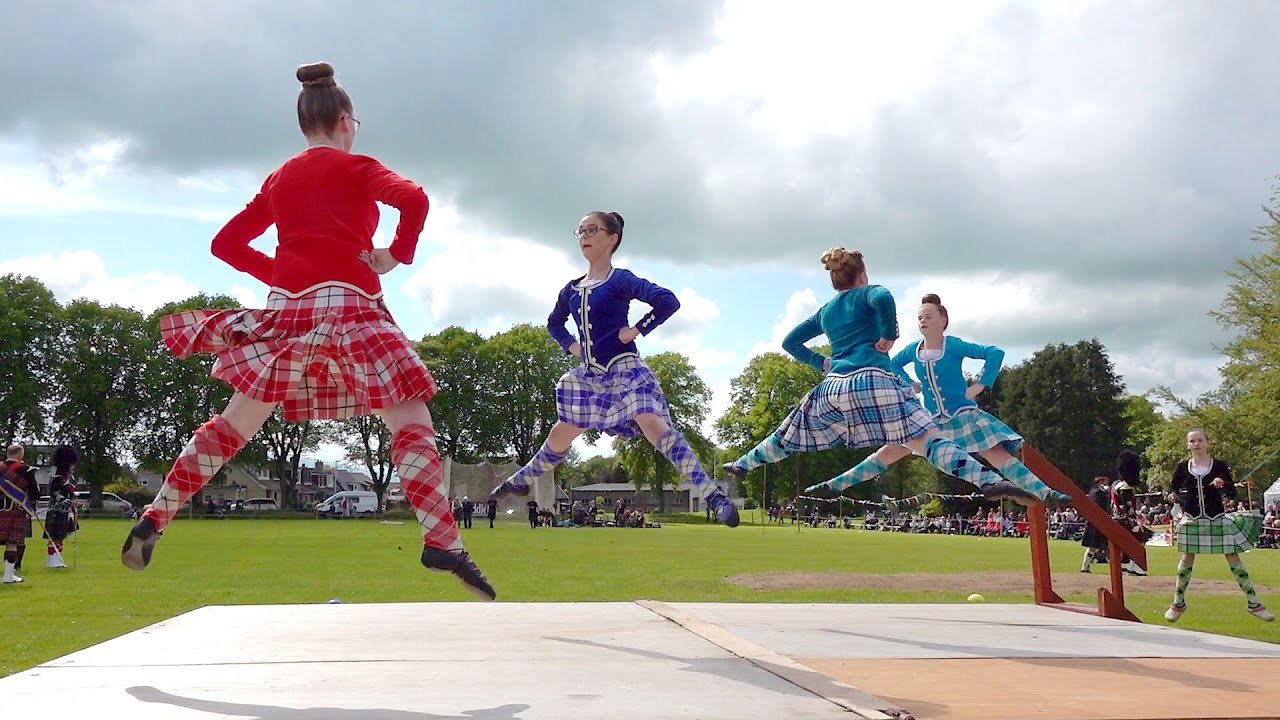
[891,337,1002,419]
[784,285,898,376]
[806,293,1070,508]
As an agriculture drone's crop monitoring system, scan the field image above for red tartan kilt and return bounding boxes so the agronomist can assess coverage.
[160,284,437,421]
[0,511,28,544]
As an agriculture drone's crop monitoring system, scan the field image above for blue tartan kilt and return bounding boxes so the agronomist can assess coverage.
[555,355,673,438]
[937,407,1024,455]
[773,368,935,452]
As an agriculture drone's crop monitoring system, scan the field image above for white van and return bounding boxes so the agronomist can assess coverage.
[73,491,134,516]
[315,490,379,516]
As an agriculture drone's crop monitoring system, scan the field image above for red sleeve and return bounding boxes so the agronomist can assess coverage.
[352,156,429,265]
[210,176,276,285]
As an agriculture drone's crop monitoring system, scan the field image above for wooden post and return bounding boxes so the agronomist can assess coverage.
[1022,444,1145,622]
[1027,503,1064,604]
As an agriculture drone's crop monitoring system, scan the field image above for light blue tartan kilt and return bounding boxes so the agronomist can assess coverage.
[937,407,1024,455]
[1175,511,1261,555]
[555,355,672,438]
[773,369,935,452]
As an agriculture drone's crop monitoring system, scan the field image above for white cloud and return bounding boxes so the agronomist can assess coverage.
[649,286,719,338]
[400,202,581,335]
[0,136,256,222]
[230,284,266,309]
[884,271,1230,401]
[1111,349,1223,402]
[652,0,1009,143]
[0,249,200,315]
[746,289,823,359]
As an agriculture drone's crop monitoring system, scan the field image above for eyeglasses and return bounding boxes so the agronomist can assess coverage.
[347,115,361,131]
[574,225,605,239]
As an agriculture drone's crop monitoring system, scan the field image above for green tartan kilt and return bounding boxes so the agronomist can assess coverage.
[1175,511,1262,554]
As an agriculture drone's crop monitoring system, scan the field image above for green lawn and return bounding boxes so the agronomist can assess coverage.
[2,516,1276,677]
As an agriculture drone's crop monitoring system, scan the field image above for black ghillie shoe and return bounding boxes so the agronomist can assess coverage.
[121,516,162,571]
[980,480,1041,507]
[421,547,496,601]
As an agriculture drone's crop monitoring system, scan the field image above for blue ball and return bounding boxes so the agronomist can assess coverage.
[327,598,343,604]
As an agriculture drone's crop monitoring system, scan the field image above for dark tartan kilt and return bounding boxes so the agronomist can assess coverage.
[1081,523,1108,550]
[44,508,78,541]
[0,511,28,544]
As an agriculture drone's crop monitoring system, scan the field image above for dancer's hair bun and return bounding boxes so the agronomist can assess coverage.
[297,62,336,87]
[921,293,942,305]
[821,247,860,270]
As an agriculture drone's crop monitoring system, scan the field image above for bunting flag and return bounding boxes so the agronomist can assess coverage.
[795,490,985,508]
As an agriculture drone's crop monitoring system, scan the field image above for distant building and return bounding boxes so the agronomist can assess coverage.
[19,444,58,496]
[569,482,691,511]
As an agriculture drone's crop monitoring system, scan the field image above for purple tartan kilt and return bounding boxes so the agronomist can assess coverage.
[555,356,672,438]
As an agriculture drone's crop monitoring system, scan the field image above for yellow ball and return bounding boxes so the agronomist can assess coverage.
[967,593,985,603]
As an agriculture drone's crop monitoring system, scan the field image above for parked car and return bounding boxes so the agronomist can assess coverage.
[74,491,134,516]
[240,498,279,511]
[315,490,379,516]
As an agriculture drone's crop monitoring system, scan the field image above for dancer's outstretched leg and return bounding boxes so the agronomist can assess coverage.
[635,413,738,528]
[979,446,1071,508]
[722,432,793,478]
[808,444,912,495]
[122,393,270,570]
[905,431,1040,506]
[383,400,495,601]
[490,422,583,500]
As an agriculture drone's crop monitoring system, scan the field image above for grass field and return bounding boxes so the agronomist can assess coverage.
[2,516,1277,677]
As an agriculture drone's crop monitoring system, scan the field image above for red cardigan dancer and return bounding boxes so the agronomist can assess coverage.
[119,61,494,601]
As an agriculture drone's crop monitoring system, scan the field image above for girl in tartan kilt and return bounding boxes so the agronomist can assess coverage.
[797,292,1070,507]
[723,249,1040,506]
[1163,429,1271,622]
[120,62,494,600]
[488,212,740,528]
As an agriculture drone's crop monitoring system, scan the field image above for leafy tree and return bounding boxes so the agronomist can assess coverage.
[51,300,152,502]
[0,275,61,443]
[335,415,394,508]
[994,339,1127,487]
[259,410,322,509]
[477,323,574,463]
[417,327,490,461]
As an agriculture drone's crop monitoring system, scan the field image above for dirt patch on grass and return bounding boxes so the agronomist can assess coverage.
[728,570,1273,596]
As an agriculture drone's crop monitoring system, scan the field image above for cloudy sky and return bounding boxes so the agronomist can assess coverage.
[4,0,1278,464]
